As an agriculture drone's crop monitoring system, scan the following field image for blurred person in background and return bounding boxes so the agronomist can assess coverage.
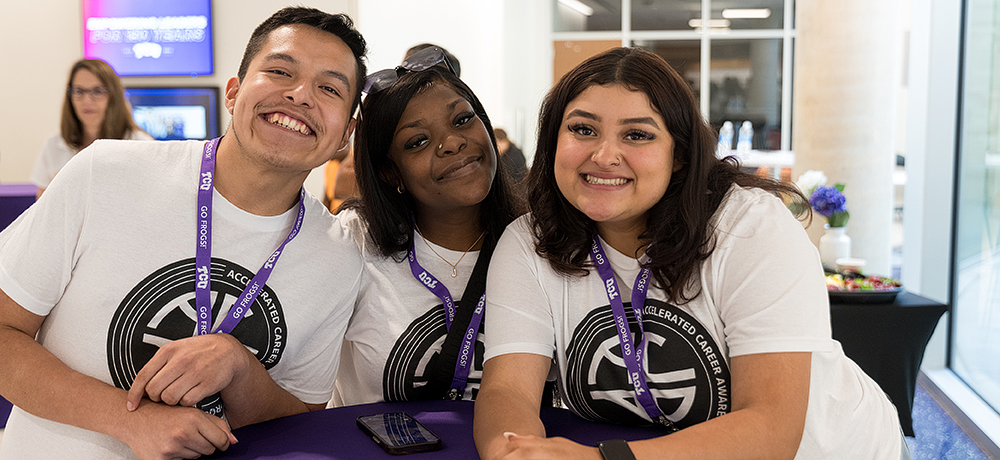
[31,59,152,199]
[323,143,357,212]
[494,127,526,184]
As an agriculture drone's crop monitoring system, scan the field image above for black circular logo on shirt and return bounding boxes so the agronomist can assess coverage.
[382,305,484,401]
[107,258,287,390]
[565,299,731,428]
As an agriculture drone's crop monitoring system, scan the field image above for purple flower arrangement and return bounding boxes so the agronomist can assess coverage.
[809,185,850,227]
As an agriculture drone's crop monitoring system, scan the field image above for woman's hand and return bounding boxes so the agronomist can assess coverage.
[474,353,552,460]
[496,434,602,460]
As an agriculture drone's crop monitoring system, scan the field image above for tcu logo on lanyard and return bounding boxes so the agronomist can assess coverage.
[418,271,439,289]
[605,278,619,300]
[199,172,213,191]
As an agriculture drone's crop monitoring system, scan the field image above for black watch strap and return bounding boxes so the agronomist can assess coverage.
[598,439,637,460]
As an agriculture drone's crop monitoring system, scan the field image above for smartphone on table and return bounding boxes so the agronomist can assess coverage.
[356,411,443,455]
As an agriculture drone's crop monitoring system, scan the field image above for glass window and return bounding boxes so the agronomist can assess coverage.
[554,40,622,82]
[711,0,785,30]
[709,39,784,151]
[630,0,701,31]
[632,40,702,98]
[952,0,1000,415]
[554,0,793,151]
[554,0,621,32]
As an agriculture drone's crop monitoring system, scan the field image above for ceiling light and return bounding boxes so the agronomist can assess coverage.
[688,18,731,28]
[558,0,594,16]
[722,8,772,19]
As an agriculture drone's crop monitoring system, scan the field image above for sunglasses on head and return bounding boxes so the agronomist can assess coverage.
[363,46,459,95]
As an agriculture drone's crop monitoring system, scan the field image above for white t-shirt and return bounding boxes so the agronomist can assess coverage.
[333,209,485,405]
[484,186,902,460]
[30,130,153,189]
[0,139,363,460]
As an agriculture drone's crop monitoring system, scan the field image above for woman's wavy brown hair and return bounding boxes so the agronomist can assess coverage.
[526,47,808,304]
[60,59,142,149]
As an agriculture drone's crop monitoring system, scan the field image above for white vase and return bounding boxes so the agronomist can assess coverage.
[819,225,851,269]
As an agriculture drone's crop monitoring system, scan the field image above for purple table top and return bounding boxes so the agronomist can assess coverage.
[0,183,35,232]
[0,396,10,428]
[208,400,664,459]
[0,183,36,197]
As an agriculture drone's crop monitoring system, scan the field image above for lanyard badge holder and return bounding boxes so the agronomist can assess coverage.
[190,137,306,417]
[590,233,679,433]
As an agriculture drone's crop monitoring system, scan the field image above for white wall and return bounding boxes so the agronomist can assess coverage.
[0,0,87,184]
[359,0,504,114]
[355,0,551,161]
[0,0,358,198]
[500,0,552,158]
[792,0,901,277]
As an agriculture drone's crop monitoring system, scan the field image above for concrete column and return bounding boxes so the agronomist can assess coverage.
[793,0,902,275]
[748,39,781,140]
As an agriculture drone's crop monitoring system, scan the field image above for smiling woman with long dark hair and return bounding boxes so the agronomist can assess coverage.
[332,50,524,406]
[473,47,908,460]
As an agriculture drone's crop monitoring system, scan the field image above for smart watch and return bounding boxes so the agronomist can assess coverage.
[598,439,637,460]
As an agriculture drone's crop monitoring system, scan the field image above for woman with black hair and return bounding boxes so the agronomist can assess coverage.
[332,47,524,405]
[474,47,907,460]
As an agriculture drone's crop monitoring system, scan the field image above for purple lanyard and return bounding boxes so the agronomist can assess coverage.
[590,233,678,431]
[406,239,485,399]
[195,137,305,336]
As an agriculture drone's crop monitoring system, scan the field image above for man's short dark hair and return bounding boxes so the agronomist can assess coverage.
[238,7,368,112]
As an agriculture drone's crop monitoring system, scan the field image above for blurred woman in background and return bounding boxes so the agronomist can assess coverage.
[31,59,151,198]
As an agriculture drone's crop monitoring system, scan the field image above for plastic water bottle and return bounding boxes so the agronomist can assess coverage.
[736,121,754,156]
[716,121,734,157]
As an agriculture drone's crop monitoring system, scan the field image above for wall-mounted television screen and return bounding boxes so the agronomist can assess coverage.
[82,0,213,77]
[125,87,220,141]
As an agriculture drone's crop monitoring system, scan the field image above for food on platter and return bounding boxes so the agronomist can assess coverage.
[825,273,902,292]
[825,270,903,303]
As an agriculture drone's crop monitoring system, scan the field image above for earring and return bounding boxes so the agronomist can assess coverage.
[397,185,405,194]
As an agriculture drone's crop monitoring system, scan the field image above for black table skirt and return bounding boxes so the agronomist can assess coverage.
[830,291,947,436]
